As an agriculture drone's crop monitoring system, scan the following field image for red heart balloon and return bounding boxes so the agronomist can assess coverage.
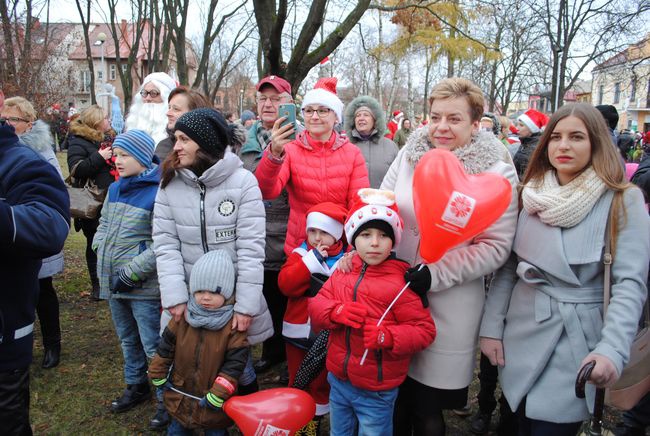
[413,149,512,263]
[224,387,315,436]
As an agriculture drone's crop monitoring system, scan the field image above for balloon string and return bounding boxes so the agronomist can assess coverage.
[168,384,203,401]
[360,264,425,366]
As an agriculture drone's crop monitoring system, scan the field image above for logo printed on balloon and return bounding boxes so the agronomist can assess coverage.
[255,423,290,436]
[441,191,476,230]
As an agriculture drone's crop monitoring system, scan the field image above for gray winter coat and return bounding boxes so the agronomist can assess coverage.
[153,151,273,344]
[19,120,65,278]
[344,96,399,189]
[481,187,649,422]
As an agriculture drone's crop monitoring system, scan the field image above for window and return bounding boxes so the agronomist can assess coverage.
[121,64,128,73]
[80,70,91,93]
[598,85,604,105]
[97,70,103,81]
[630,76,636,101]
[109,64,116,81]
[215,95,222,105]
[613,82,621,104]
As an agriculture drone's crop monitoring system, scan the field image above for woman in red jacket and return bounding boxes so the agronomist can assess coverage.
[254,77,370,255]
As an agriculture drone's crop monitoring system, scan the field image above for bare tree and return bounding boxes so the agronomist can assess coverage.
[73,0,97,104]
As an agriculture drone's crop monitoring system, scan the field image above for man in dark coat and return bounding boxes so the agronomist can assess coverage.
[0,92,70,434]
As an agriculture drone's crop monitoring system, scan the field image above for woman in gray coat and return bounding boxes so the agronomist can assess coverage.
[480,103,649,435]
[153,108,272,396]
[344,96,398,188]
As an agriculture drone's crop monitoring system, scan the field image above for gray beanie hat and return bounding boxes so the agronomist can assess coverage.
[189,250,235,299]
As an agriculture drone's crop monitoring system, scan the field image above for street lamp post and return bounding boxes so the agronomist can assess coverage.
[94,32,107,111]
[239,88,244,118]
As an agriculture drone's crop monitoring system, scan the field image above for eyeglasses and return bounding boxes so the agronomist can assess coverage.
[140,89,161,98]
[1,116,29,124]
[302,108,332,118]
[257,96,283,105]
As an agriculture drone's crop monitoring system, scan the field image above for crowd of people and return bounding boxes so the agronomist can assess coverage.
[0,70,649,436]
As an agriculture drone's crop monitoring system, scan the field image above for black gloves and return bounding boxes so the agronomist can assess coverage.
[405,265,431,308]
[111,268,140,293]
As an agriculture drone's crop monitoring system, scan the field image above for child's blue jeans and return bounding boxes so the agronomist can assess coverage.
[109,298,161,385]
[167,419,226,436]
[327,372,398,436]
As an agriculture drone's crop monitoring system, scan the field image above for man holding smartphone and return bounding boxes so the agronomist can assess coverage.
[239,76,298,376]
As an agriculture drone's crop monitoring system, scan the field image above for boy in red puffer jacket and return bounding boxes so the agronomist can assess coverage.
[278,201,348,429]
[309,188,436,436]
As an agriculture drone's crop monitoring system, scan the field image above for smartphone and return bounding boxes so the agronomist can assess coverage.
[278,103,296,140]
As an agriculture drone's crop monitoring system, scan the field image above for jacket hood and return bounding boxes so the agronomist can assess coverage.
[18,120,53,154]
[403,126,505,174]
[344,95,386,142]
[178,150,243,188]
[117,163,161,194]
[0,122,20,148]
[240,121,264,155]
[69,119,103,142]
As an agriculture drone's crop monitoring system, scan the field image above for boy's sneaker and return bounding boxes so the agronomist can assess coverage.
[451,403,472,417]
[110,382,151,413]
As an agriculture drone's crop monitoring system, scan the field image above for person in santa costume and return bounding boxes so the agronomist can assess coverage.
[309,188,436,436]
[125,72,177,145]
[513,108,549,179]
[386,110,404,140]
[277,201,348,434]
[254,77,369,256]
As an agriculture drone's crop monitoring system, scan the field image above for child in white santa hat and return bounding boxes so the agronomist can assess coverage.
[277,201,349,429]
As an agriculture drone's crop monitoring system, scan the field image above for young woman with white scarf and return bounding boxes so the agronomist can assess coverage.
[480,103,649,435]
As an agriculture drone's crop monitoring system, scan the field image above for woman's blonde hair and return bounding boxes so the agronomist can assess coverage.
[428,77,485,122]
[523,103,629,253]
[78,105,106,131]
[3,96,37,121]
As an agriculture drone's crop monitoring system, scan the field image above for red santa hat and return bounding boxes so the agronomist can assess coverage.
[517,109,549,134]
[392,110,404,120]
[301,77,344,122]
[306,202,348,241]
[345,188,403,248]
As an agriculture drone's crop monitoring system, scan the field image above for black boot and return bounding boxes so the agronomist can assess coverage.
[149,402,170,431]
[470,411,492,435]
[110,382,151,413]
[42,342,61,369]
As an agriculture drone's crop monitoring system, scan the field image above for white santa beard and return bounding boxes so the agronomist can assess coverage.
[125,100,169,144]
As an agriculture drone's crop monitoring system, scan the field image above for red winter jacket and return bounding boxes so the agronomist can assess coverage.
[308,254,436,391]
[255,131,369,255]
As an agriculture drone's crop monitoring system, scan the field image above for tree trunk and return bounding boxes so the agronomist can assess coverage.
[74,0,97,105]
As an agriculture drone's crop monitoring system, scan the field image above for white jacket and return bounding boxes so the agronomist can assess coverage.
[381,128,519,389]
[153,151,272,343]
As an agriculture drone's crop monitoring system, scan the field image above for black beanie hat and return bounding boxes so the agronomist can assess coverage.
[175,108,230,157]
[595,105,619,130]
[352,220,395,248]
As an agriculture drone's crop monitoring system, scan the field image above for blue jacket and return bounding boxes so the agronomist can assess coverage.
[0,122,70,371]
[94,162,161,300]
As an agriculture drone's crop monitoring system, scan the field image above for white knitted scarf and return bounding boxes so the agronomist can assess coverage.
[521,167,607,228]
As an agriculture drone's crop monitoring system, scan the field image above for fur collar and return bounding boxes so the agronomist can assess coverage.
[19,120,53,154]
[69,119,103,142]
[403,127,504,174]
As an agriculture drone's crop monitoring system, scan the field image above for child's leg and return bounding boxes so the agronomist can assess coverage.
[287,343,329,415]
[203,429,228,436]
[354,386,398,436]
[166,419,193,436]
[237,352,258,395]
[108,299,148,385]
[326,372,358,436]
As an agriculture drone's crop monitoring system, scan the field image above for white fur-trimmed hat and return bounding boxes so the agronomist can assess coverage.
[345,188,403,248]
[305,202,348,241]
[301,77,344,122]
[142,72,177,97]
[517,109,549,134]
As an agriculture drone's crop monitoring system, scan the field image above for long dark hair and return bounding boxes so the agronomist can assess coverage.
[522,102,630,253]
[160,147,222,188]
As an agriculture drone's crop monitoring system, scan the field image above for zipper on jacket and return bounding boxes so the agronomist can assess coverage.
[342,262,368,378]
[375,349,383,382]
[198,181,209,253]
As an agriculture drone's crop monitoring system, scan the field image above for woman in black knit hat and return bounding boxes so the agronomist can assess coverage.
[152,108,272,427]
